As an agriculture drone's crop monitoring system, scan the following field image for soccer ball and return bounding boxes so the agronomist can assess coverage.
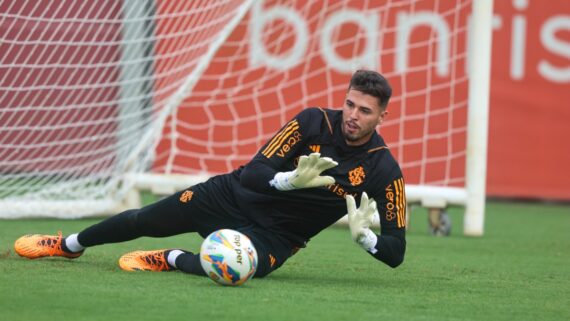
[200,229,258,286]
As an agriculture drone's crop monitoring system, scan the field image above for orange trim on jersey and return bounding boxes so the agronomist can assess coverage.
[309,145,321,153]
[394,178,407,228]
[261,120,299,158]
[318,108,333,134]
[368,146,388,153]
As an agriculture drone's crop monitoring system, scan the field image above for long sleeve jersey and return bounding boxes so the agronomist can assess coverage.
[231,107,406,268]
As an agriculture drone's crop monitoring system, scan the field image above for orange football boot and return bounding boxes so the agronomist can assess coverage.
[14,232,83,259]
[119,250,173,272]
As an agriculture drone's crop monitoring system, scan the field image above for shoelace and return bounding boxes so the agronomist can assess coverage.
[142,252,170,271]
[37,231,64,257]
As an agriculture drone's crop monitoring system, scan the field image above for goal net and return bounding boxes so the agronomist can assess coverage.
[0,0,491,234]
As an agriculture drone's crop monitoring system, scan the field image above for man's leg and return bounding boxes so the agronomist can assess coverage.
[169,251,206,275]
[76,193,196,248]
[241,230,297,278]
[15,174,248,276]
[169,227,299,278]
[15,191,198,260]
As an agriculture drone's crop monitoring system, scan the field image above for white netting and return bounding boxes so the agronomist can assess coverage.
[0,0,253,217]
[156,0,471,187]
[0,0,475,218]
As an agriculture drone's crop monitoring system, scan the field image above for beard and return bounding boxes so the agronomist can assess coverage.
[342,122,374,145]
[343,131,360,142]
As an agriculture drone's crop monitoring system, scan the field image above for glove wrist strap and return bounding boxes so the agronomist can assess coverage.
[357,229,378,254]
[270,171,296,191]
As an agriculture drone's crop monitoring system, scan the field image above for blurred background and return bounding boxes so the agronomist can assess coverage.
[486,0,569,201]
[1,0,569,221]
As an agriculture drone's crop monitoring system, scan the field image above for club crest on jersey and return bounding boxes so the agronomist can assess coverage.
[179,190,194,203]
[348,166,365,186]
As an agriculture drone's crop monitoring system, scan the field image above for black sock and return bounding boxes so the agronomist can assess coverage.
[175,252,206,276]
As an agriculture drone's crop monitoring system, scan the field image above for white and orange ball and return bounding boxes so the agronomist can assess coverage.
[200,229,258,286]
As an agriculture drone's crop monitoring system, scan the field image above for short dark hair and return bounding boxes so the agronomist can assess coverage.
[348,70,392,110]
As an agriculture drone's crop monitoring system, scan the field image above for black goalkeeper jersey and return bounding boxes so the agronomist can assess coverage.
[228,107,406,268]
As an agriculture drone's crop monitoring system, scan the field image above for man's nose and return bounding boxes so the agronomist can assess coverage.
[349,108,358,119]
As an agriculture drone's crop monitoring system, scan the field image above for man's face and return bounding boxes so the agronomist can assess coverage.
[341,89,388,146]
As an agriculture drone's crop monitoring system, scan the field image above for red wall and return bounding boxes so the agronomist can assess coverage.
[487,1,570,200]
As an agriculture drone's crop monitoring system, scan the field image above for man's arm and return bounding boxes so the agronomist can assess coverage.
[346,179,407,268]
[239,160,277,192]
[241,153,337,192]
[240,108,337,192]
[373,233,406,268]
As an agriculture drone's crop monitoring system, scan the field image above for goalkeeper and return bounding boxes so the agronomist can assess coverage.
[14,70,406,277]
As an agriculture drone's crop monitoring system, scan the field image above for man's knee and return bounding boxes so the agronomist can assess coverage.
[252,252,288,278]
[124,207,165,236]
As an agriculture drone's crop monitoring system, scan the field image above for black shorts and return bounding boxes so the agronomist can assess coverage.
[235,224,300,278]
[135,174,300,277]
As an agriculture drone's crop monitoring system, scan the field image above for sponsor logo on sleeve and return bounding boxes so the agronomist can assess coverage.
[275,131,302,157]
[385,184,396,221]
[385,178,406,228]
[262,119,301,158]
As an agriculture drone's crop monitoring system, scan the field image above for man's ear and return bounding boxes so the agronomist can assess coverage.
[378,110,388,125]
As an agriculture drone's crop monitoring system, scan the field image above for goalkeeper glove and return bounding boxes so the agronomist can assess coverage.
[346,192,378,254]
[269,153,338,191]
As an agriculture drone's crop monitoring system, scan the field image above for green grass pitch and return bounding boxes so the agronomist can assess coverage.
[1,201,569,321]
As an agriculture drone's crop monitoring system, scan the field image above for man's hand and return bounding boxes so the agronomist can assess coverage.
[346,192,378,253]
[270,153,338,191]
